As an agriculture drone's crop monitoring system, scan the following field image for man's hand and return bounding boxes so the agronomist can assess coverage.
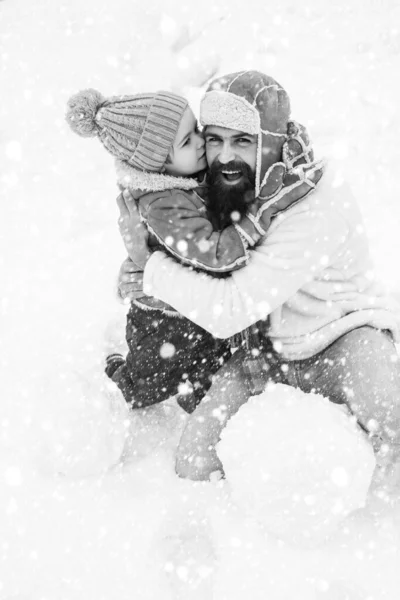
[117,189,151,270]
[118,257,144,302]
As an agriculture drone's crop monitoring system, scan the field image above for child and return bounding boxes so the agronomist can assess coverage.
[66,88,322,412]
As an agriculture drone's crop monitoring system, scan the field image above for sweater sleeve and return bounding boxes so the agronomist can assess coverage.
[139,190,264,273]
[143,201,349,338]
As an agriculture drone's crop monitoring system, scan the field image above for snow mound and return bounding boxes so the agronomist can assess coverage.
[217,383,375,544]
[122,400,187,462]
[35,369,129,478]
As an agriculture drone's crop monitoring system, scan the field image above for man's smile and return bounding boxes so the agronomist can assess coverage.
[221,169,243,183]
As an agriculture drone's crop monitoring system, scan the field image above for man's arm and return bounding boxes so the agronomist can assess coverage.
[143,199,349,338]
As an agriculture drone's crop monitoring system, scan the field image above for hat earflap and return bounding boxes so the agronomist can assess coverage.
[282,121,314,172]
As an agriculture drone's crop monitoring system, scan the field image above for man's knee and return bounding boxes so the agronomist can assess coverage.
[339,326,397,358]
[175,431,223,481]
[175,450,215,481]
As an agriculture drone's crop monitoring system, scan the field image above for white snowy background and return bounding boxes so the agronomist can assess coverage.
[1,0,400,598]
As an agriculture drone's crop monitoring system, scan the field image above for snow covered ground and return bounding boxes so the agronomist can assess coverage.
[1,0,400,598]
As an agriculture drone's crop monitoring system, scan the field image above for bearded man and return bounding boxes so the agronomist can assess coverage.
[112,71,320,415]
[118,70,400,486]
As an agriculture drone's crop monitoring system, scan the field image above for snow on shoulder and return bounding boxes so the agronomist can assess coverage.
[217,383,375,545]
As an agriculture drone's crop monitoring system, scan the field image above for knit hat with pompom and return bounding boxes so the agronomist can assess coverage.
[66,89,188,172]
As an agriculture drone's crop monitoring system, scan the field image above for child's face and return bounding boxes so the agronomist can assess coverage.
[164,107,207,177]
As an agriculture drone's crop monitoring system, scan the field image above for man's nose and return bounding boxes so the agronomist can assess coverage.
[218,143,235,164]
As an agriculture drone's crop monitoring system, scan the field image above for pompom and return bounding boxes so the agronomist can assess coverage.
[66,88,106,138]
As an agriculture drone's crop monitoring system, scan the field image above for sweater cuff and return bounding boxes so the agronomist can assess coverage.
[143,251,166,296]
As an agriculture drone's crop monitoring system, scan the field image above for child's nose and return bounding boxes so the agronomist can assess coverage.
[197,135,205,150]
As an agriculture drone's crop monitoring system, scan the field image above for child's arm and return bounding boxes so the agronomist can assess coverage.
[138,157,323,275]
[117,190,151,269]
[138,189,267,273]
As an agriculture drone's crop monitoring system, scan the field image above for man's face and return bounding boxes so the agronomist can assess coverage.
[204,126,257,184]
[204,126,257,228]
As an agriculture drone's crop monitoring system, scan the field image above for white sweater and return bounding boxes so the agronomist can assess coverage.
[143,164,399,360]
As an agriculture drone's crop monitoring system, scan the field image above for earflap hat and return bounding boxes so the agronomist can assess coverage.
[200,70,323,206]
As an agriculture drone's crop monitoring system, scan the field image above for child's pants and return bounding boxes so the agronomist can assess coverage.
[111,304,231,413]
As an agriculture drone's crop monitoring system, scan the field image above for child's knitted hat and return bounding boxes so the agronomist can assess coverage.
[66,89,188,172]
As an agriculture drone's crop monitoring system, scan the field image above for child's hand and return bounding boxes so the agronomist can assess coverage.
[252,151,324,232]
[118,257,144,302]
[117,190,151,269]
[251,121,324,232]
[257,162,324,230]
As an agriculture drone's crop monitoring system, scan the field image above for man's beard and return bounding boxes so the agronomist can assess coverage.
[206,159,256,229]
